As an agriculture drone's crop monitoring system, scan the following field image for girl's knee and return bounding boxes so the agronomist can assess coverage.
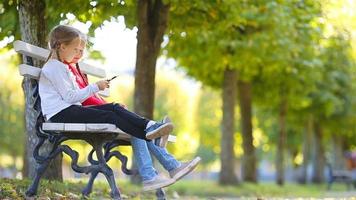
[113,103,124,110]
[104,111,119,124]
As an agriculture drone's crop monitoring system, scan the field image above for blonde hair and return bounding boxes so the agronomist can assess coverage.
[46,25,80,62]
[79,31,88,44]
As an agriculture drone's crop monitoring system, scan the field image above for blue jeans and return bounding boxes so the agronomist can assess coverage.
[131,137,180,181]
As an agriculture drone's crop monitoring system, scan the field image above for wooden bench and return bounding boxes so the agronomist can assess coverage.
[14,40,175,200]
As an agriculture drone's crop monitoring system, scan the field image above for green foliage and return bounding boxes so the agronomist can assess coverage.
[0,1,19,41]
[153,70,201,158]
[194,86,221,166]
[166,0,356,168]
[0,0,136,47]
[0,50,24,166]
[89,49,106,62]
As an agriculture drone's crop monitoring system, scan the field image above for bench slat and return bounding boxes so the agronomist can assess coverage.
[14,40,106,78]
[43,123,121,133]
[168,135,176,142]
[78,62,106,78]
[19,63,110,97]
[333,170,352,177]
[13,40,49,60]
[42,122,176,142]
[19,64,41,79]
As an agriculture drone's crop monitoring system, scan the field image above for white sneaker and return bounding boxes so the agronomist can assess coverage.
[169,157,201,181]
[142,174,176,191]
[153,116,171,148]
[145,122,174,140]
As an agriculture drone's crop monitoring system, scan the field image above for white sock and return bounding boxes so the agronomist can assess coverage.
[146,120,156,129]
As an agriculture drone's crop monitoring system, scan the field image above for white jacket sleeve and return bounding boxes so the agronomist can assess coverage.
[42,62,100,104]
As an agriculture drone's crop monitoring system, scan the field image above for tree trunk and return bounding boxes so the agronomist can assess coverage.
[131,0,170,184]
[237,79,256,182]
[18,0,62,181]
[219,68,238,185]
[22,139,29,177]
[311,121,325,183]
[332,134,345,170]
[276,98,287,185]
[298,116,312,184]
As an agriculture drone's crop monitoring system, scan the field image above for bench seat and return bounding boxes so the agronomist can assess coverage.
[42,122,176,142]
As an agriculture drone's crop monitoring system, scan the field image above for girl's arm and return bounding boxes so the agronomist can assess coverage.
[42,62,100,104]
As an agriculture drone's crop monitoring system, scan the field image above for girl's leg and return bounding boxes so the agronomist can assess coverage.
[130,137,157,182]
[79,104,157,181]
[131,137,179,190]
[147,116,201,181]
[50,105,147,140]
[112,103,149,129]
[147,141,201,182]
[87,103,174,140]
[86,103,149,129]
[146,141,180,172]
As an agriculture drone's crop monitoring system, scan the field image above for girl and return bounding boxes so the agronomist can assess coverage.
[39,25,200,191]
[39,25,173,141]
[66,32,201,191]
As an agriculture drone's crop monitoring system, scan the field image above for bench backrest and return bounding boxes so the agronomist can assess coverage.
[13,40,109,97]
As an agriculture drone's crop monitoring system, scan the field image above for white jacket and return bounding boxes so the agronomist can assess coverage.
[39,59,99,120]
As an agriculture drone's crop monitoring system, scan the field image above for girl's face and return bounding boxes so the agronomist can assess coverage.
[59,37,81,63]
[71,40,86,64]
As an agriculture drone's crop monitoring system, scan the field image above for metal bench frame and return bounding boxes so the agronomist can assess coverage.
[326,163,354,190]
[14,40,173,200]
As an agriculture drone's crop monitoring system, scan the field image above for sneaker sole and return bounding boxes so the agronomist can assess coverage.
[142,178,176,192]
[172,157,201,181]
[146,123,174,140]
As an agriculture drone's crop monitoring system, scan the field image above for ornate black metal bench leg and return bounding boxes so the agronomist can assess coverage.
[95,143,121,200]
[156,188,166,200]
[102,165,121,199]
[82,171,99,197]
[25,159,51,197]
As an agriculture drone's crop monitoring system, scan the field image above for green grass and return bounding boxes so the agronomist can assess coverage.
[169,180,354,198]
[0,178,155,200]
[0,178,354,199]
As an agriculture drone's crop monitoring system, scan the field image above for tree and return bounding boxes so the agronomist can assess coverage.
[220,68,239,184]
[250,0,323,185]
[166,0,250,184]
[0,0,131,180]
[309,32,355,183]
[133,0,169,118]
[17,0,65,181]
[167,0,321,184]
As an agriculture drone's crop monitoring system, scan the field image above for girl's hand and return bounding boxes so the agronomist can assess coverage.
[96,80,109,90]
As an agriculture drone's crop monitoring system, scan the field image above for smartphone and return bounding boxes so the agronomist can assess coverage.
[107,75,118,82]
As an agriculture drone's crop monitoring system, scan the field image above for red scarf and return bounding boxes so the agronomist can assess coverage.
[65,61,106,106]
